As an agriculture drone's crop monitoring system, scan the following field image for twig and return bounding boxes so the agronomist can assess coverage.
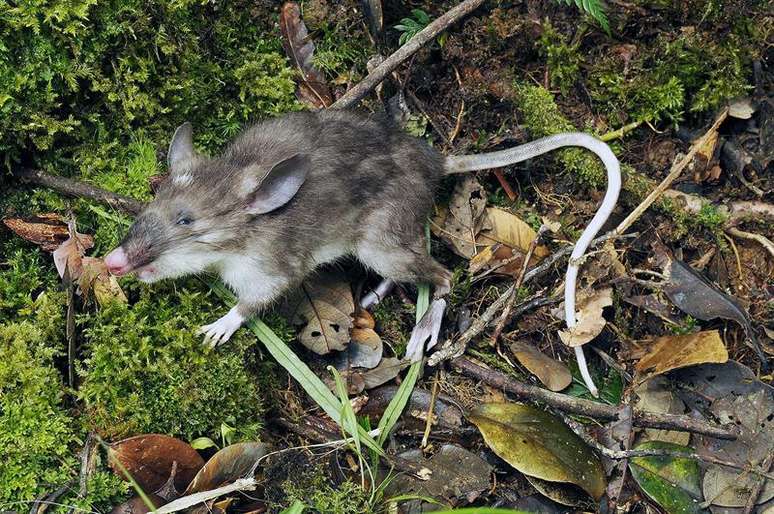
[330,0,486,109]
[451,356,738,439]
[615,108,728,235]
[421,371,441,449]
[600,121,642,142]
[492,169,517,201]
[727,227,774,260]
[490,225,548,344]
[12,167,144,215]
[744,453,774,513]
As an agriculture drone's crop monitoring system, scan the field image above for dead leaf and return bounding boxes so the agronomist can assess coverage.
[361,357,409,389]
[558,287,613,347]
[633,377,690,446]
[634,330,728,384]
[110,494,165,514]
[79,257,127,306]
[728,97,756,119]
[476,208,549,260]
[184,442,267,494]
[661,258,767,369]
[509,340,572,392]
[360,386,464,430]
[433,175,487,259]
[108,434,205,493]
[623,294,681,325]
[279,2,332,109]
[285,274,354,354]
[2,213,71,251]
[53,220,95,280]
[469,243,524,277]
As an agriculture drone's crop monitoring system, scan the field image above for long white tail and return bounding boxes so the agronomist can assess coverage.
[446,133,622,397]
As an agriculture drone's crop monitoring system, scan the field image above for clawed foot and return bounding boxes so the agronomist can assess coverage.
[198,307,245,347]
[404,298,447,362]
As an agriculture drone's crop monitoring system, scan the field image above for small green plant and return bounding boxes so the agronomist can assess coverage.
[669,315,700,335]
[555,0,610,34]
[538,23,583,94]
[395,9,430,45]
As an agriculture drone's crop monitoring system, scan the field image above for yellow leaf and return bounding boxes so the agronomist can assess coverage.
[635,330,728,384]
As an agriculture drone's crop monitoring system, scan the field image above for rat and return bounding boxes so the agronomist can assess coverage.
[105,108,620,374]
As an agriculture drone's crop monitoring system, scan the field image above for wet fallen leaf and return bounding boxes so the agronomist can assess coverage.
[433,175,487,258]
[468,403,606,500]
[629,441,706,514]
[661,258,766,370]
[79,256,128,306]
[108,434,205,493]
[558,287,613,347]
[2,213,72,251]
[508,340,572,392]
[476,207,549,261]
[184,442,267,494]
[279,2,332,109]
[361,357,410,389]
[623,293,682,325]
[389,444,492,503]
[635,330,728,384]
[525,475,595,508]
[285,274,354,354]
[634,377,690,446]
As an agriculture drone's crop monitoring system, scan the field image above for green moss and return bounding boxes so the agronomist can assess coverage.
[0,292,76,503]
[281,464,373,513]
[78,279,264,441]
[538,23,583,95]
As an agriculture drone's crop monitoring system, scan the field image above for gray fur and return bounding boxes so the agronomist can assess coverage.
[116,110,452,319]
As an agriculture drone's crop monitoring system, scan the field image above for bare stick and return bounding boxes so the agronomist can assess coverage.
[330,0,486,109]
[451,356,738,439]
[615,108,728,235]
[727,227,774,260]
[744,453,774,513]
[13,167,144,215]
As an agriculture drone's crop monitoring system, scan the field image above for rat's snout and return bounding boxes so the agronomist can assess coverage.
[105,247,130,275]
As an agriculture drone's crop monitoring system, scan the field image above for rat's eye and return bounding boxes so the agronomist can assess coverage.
[176,217,193,226]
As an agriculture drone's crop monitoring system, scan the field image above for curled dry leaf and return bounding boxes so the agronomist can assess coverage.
[468,403,606,501]
[558,287,613,347]
[184,442,267,495]
[53,223,95,280]
[79,256,128,306]
[285,274,354,354]
[508,340,572,392]
[2,213,71,251]
[279,2,333,109]
[634,330,728,384]
[433,175,487,259]
[108,434,205,493]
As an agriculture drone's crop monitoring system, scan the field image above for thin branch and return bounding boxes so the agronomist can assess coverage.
[330,0,486,109]
[727,227,774,260]
[451,356,738,440]
[12,167,144,215]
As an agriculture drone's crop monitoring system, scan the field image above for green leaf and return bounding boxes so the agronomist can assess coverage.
[555,0,610,34]
[629,441,706,514]
[189,437,217,450]
[279,500,306,514]
[468,403,606,500]
[329,366,362,456]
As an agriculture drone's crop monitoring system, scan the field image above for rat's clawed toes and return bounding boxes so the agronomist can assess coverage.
[197,306,246,348]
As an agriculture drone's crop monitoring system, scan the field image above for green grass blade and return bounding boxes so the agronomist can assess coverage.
[329,366,363,455]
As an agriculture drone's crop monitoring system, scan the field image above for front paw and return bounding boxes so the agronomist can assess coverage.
[198,307,244,347]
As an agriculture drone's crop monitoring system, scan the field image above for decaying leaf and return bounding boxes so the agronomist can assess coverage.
[2,213,72,251]
[661,257,767,370]
[108,434,205,493]
[558,287,613,347]
[509,340,572,392]
[360,385,464,430]
[629,441,705,514]
[433,175,487,258]
[361,357,410,389]
[623,293,681,325]
[476,208,549,261]
[634,330,728,384]
[633,377,690,446]
[524,475,595,508]
[389,444,492,503]
[285,274,354,354]
[468,403,606,500]
[184,442,267,494]
[53,225,95,280]
[279,2,333,109]
[79,256,128,306]
[110,494,165,514]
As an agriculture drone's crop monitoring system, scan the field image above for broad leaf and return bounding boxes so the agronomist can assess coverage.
[634,330,728,384]
[184,442,267,494]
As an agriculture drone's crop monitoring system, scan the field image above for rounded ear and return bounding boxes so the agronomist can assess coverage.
[246,154,311,214]
[167,122,199,175]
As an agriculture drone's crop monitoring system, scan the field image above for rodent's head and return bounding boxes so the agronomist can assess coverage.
[105,122,310,282]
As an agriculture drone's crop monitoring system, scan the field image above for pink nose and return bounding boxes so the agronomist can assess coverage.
[105,247,129,275]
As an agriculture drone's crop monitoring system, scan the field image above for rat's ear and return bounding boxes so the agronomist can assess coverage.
[167,122,200,176]
[245,154,310,214]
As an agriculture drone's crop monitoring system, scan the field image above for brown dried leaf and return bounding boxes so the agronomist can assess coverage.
[53,221,95,280]
[435,176,487,258]
[110,494,165,514]
[2,213,71,251]
[476,208,549,260]
[279,2,333,109]
[79,257,127,306]
[558,287,613,347]
[285,274,354,354]
[184,442,267,495]
[362,357,410,389]
[635,330,728,384]
[509,340,572,392]
[108,434,205,493]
